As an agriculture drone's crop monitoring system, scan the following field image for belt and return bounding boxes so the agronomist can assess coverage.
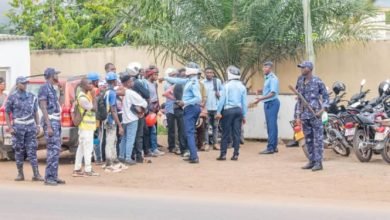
[14,118,35,125]
[49,113,61,121]
[224,106,240,110]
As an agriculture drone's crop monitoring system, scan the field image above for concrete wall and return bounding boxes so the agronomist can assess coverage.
[31,41,390,99]
[31,46,181,79]
[250,41,390,99]
[0,39,30,91]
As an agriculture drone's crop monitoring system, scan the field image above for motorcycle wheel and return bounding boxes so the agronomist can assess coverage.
[299,139,310,160]
[381,137,390,164]
[332,142,350,157]
[353,129,373,163]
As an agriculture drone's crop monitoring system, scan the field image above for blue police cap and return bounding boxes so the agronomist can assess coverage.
[297,61,314,70]
[44,68,61,78]
[16,76,29,84]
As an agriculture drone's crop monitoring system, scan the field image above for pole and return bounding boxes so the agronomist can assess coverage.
[302,0,315,65]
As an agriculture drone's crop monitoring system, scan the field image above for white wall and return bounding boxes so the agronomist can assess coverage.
[0,39,30,91]
[244,95,296,140]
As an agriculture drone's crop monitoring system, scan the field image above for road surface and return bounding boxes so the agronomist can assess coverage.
[0,185,389,220]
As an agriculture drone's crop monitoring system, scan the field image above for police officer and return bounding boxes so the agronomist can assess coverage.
[38,68,66,185]
[5,77,43,182]
[295,61,329,171]
[215,66,247,161]
[160,62,202,164]
[254,61,280,154]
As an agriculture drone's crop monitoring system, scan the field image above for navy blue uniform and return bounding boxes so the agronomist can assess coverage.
[38,83,62,182]
[295,76,329,164]
[5,90,38,168]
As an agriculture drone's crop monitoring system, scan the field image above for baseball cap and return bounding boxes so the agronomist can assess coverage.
[263,61,273,67]
[297,61,314,70]
[16,76,29,84]
[44,68,61,78]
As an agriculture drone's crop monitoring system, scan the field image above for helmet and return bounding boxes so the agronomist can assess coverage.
[87,72,100,81]
[185,62,201,76]
[379,81,390,96]
[105,72,117,81]
[227,65,240,80]
[227,65,241,76]
[332,81,346,95]
[126,62,143,74]
[145,113,157,127]
[164,67,177,77]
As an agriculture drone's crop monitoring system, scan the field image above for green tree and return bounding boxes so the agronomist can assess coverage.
[7,0,128,49]
[117,0,378,84]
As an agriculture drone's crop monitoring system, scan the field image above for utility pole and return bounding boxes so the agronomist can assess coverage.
[302,0,315,65]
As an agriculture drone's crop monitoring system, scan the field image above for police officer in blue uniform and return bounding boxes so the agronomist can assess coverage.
[5,76,43,182]
[161,62,202,164]
[38,68,66,185]
[215,66,247,161]
[295,61,329,171]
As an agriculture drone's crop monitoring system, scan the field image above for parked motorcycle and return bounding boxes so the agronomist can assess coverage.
[350,84,390,162]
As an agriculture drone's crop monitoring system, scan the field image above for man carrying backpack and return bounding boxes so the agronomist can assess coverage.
[102,72,124,172]
[203,67,223,151]
[72,78,99,177]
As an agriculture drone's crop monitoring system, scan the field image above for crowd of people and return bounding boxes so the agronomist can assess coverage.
[4,59,328,186]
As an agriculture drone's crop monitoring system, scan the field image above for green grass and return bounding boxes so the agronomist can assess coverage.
[157,125,167,135]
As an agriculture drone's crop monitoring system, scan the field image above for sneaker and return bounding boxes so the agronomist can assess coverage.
[95,161,104,166]
[152,149,165,157]
[182,151,190,158]
[85,171,100,177]
[174,148,182,155]
[72,170,84,177]
[104,165,122,173]
[124,159,137,166]
[116,163,128,170]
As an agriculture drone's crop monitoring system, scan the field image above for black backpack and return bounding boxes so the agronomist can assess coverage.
[96,90,108,121]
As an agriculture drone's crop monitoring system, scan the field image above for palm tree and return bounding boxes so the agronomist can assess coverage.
[118,0,378,84]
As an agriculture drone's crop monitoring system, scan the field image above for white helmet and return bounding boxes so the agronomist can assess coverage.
[126,62,143,74]
[164,67,177,77]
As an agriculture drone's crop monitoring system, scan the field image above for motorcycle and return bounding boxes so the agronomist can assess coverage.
[348,82,390,163]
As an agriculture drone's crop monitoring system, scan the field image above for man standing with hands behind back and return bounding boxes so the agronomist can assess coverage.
[254,62,280,155]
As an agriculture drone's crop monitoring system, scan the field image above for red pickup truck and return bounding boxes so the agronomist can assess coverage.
[0,76,83,160]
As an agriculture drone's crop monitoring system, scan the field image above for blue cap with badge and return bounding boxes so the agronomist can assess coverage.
[44,68,61,78]
[16,76,29,84]
[297,61,313,70]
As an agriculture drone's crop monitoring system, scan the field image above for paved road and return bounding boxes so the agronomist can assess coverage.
[0,186,389,220]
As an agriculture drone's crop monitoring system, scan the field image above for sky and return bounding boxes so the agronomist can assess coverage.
[0,0,11,24]
[375,0,390,7]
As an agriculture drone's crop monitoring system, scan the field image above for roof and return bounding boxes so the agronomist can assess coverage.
[0,34,30,41]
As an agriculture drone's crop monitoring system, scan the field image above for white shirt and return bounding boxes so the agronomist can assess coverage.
[122,89,148,124]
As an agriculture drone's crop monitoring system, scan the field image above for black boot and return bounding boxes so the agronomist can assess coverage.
[301,162,315,170]
[15,164,24,181]
[32,166,44,182]
[312,163,323,172]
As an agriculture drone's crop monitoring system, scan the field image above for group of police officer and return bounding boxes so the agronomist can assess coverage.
[5,59,328,184]
[6,68,65,185]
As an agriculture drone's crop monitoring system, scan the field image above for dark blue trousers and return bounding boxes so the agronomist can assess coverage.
[264,99,280,151]
[184,105,201,160]
[220,107,243,156]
